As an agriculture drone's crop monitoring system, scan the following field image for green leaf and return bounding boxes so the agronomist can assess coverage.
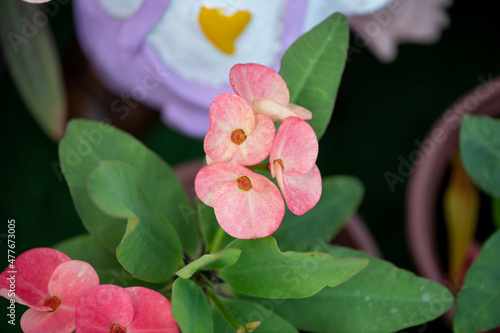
[172,279,213,333]
[454,230,500,333]
[196,198,235,252]
[272,245,454,333]
[213,299,298,333]
[460,115,500,198]
[279,12,349,140]
[219,237,367,299]
[53,234,159,289]
[59,120,198,256]
[492,198,500,229]
[274,176,364,251]
[0,1,66,140]
[87,160,183,282]
[176,248,242,279]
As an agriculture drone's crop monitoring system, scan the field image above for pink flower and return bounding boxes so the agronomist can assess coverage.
[230,63,313,122]
[270,117,322,215]
[75,284,178,333]
[204,93,275,165]
[195,162,285,239]
[0,248,99,333]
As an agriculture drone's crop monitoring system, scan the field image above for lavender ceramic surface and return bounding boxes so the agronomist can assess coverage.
[74,0,390,137]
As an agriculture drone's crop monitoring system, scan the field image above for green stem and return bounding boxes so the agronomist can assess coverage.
[199,272,214,288]
[247,163,270,172]
[206,287,240,329]
[194,197,211,254]
[210,227,226,252]
[157,280,174,294]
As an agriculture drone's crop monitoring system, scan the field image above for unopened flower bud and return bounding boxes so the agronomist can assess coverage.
[245,320,261,331]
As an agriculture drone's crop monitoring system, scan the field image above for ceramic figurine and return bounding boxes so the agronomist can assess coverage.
[75,0,450,137]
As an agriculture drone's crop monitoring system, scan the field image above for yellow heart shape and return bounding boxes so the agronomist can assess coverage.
[198,6,251,55]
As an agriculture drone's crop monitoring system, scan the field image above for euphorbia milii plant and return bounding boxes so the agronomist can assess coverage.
[0,248,99,333]
[230,63,313,122]
[204,93,275,166]
[195,162,285,239]
[2,13,456,333]
[270,116,322,215]
[0,248,179,333]
[75,285,178,333]
[197,62,322,238]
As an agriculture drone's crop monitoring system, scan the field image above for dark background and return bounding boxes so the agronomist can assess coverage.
[1,1,499,332]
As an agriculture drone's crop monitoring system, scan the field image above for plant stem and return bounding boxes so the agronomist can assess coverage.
[206,287,241,329]
[195,197,211,254]
[157,281,174,294]
[199,272,214,288]
[210,227,226,252]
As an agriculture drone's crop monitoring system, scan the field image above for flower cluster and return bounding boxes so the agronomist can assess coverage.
[0,248,178,333]
[195,63,322,239]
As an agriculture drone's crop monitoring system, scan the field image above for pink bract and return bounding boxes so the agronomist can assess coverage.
[204,93,275,166]
[229,63,312,122]
[75,285,179,333]
[195,162,285,239]
[0,248,99,333]
[270,117,322,215]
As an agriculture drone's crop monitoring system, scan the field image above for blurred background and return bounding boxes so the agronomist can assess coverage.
[1,0,499,332]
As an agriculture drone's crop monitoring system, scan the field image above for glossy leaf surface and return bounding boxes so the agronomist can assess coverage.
[0,1,66,140]
[219,237,367,299]
[279,13,349,140]
[460,115,500,198]
[272,245,454,333]
[87,160,183,283]
[59,120,197,257]
[454,230,500,333]
[172,279,213,333]
[274,176,363,251]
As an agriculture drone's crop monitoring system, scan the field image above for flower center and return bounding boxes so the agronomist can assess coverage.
[110,323,127,333]
[43,296,61,311]
[231,129,246,145]
[237,176,252,191]
[275,159,285,171]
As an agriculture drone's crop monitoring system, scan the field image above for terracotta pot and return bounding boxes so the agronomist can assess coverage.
[173,158,382,258]
[406,75,500,325]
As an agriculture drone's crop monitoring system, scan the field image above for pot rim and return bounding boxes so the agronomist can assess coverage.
[405,75,500,323]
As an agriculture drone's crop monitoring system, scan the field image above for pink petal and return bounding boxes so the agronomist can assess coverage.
[75,285,134,333]
[214,173,284,239]
[230,63,290,106]
[232,114,275,165]
[50,259,99,308]
[288,103,313,120]
[126,287,179,332]
[270,117,318,177]
[21,307,76,333]
[204,93,255,163]
[204,128,239,163]
[277,164,322,216]
[274,160,285,195]
[195,162,266,207]
[0,248,70,310]
[252,99,303,122]
[19,260,99,333]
